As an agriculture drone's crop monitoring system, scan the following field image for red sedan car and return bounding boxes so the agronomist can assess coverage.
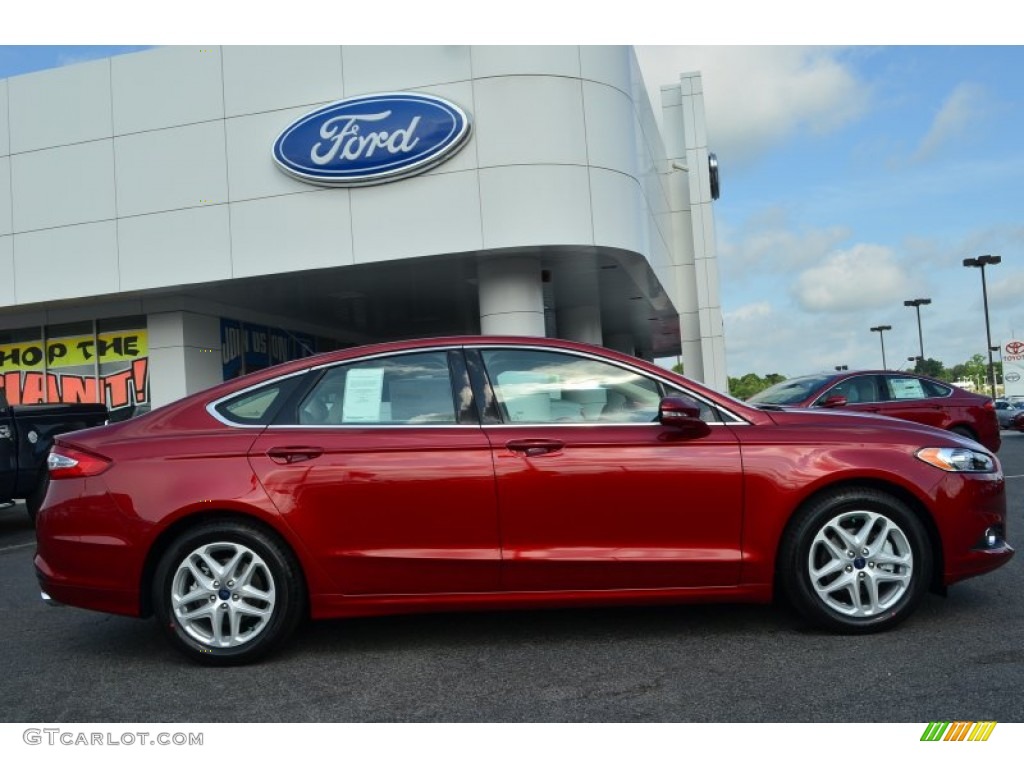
[748,371,1001,453]
[35,337,1013,665]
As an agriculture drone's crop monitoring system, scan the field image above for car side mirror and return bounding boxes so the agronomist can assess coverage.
[658,397,711,437]
[819,394,848,408]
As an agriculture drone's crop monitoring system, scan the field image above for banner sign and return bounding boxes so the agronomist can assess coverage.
[221,319,316,379]
[0,330,149,411]
[1002,339,1024,398]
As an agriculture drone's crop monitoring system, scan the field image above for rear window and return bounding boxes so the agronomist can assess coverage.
[213,378,300,426]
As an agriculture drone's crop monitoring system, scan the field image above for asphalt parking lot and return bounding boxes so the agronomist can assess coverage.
[2,434,1022,723]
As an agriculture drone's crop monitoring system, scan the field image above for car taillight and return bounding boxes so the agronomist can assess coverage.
[983,400,995,411]
[47,445,112,479]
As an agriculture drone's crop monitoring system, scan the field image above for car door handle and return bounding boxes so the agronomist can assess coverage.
[505,438,565,457]
[266,446,324,464]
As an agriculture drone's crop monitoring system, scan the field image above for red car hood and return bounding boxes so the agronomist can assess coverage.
[756,406,986,450]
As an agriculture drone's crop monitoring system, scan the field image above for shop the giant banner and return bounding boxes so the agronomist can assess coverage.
[0,330,149,414]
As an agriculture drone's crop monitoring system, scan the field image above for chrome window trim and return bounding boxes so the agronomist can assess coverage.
[466,343,749,426]
[813,373,955,407]
[206,343,750,429]
[206,369,312,428]
[208,346,462,429]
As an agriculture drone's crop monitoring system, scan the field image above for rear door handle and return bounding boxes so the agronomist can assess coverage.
[505,438,564,457]
[267,446,324,464]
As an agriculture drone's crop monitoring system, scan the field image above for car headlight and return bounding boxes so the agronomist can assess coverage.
[915,447,996,473]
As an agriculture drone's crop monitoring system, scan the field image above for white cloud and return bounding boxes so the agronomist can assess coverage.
[635,46,869,165]
[718,208,851,279]
[792,244,913,312]
[724,301,773,323]
[911,83,989,162]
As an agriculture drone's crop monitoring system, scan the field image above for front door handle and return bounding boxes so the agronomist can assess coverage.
[267,446,324,464]
[505,438,564,457]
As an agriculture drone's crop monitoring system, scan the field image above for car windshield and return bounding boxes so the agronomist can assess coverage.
[747,374,834,405]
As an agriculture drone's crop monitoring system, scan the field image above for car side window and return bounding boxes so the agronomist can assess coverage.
[213,377,302,426]
[825,375,885,404]
[295,351,456,426]
[480,349,678,424]
[883,375,950,401]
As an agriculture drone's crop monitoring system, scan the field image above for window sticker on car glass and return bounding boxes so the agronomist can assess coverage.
[343,368,385,422]
[890,378,925,400]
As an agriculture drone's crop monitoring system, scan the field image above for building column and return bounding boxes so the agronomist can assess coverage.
[661,72,728,392]
[147,311,223,407]
[605,333,636,356]
[557,303,602,346]
[478,255,546,336]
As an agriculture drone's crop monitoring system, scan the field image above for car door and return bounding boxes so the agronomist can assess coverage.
[471,347,743,592]
[247,349,501,595]
[874,374,951,430]
[817,374,888,414]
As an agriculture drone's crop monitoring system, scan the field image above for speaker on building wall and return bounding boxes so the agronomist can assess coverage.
[709,153,721,200]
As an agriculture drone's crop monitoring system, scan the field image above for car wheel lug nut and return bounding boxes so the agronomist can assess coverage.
[845,565,853,572]
[862,548,869,555]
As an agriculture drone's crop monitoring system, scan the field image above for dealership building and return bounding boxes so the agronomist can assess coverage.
[0,45,726,416]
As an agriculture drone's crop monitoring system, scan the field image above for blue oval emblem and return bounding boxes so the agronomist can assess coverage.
[272,92,471,187]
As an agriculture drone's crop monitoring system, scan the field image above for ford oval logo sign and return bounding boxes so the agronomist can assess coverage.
[272,92,471,187]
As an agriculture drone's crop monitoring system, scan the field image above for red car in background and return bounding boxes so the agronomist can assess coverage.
[748,371,1001,452]
[34,338,1013,665]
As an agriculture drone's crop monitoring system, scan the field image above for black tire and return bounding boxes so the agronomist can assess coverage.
[778,488,932,633]
[25,474,49,525]
[152,520,305,665]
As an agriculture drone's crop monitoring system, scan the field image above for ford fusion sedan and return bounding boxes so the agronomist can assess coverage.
[748,371,1000,452]
[35,338,1013,665]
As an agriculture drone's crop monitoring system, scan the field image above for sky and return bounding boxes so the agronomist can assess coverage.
[2,5,1021,380]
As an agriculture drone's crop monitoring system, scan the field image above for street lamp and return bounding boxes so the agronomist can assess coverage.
[870,325,892,369]
[903,298,931,361]
[963,255,1002,397]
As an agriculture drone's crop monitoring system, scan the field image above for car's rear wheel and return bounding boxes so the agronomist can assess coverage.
[779,488,931,633]
[152,520,304,665]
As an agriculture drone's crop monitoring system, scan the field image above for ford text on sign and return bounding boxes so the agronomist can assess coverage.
[272,92,471,186]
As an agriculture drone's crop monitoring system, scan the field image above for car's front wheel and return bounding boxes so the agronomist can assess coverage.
[779,488,932,633]
[152,520,305,665]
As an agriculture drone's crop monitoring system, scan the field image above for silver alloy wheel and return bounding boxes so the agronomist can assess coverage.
[807,510,913,617]
[170,541,277,648]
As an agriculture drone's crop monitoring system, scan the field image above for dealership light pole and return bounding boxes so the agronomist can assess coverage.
[963,255,1001,397]
[903,298,931,362]
[870,325,892,369]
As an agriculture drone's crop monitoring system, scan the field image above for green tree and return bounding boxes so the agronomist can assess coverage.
[913,357,946,378]
[728,372,786,400]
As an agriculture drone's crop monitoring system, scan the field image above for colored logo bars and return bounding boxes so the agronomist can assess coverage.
[921,721,997,741]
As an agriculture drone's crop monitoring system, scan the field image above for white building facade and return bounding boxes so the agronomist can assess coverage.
[0,45,726,416]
